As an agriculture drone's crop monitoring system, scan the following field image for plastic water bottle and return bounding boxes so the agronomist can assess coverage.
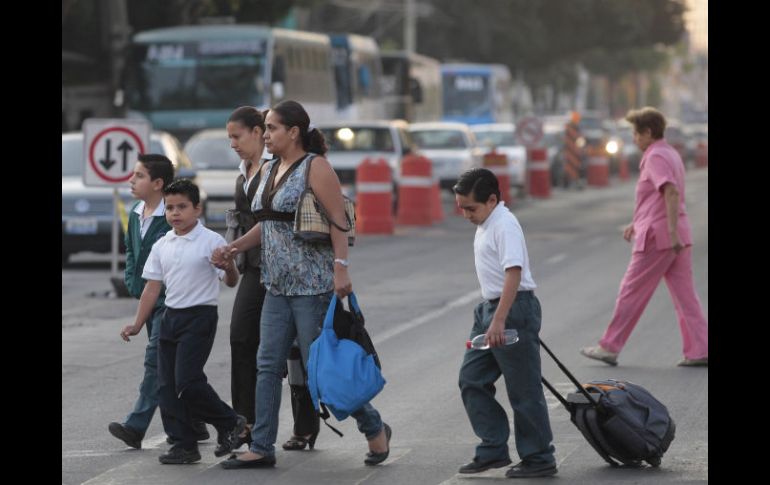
[466,329,519,350]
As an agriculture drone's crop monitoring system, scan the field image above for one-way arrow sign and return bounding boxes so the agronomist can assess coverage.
[83,119,150,187]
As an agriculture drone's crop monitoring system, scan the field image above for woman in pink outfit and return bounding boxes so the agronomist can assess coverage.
[580,107,708,367]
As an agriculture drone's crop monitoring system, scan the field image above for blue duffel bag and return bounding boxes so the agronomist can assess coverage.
[308,292,386,421]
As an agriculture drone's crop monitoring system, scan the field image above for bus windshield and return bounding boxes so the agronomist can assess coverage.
[127,40,268,111]
[442,73,491,118]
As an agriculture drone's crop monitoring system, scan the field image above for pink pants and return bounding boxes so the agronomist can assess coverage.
[599,244,708,359]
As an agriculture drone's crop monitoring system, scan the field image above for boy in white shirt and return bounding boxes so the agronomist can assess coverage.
[120,179,245,464]
[453,168,556,478]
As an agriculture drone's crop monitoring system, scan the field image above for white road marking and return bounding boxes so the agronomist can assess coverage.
[372,289,481,345]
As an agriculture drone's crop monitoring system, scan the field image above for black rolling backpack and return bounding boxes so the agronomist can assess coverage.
[539,339,676,468]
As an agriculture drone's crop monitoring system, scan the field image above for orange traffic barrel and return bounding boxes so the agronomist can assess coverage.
[587,146,609,187]
[396,154,433,226]
[356,157,394,234]
[695,142,708,168]
[618,155,630,181]
[527,148,550,198]
[483,149,511,205]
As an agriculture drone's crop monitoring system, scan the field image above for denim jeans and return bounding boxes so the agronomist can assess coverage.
[458,292,555,465]
[158,305,238,450]
[123,305,164,435]
[250,291,383,457]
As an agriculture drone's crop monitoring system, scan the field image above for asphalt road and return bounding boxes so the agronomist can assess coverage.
[63,169,708,484]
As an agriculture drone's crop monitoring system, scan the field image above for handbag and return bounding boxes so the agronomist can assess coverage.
[294,155,356,246]
[307,292,385,421]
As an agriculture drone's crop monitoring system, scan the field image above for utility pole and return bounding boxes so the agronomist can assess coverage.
[104,0,131,117]
[404,0,416,53]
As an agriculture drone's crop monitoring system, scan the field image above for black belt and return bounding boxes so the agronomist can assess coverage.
[488,290,533,304]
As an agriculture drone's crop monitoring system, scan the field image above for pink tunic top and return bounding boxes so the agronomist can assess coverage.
[632,139,692,253]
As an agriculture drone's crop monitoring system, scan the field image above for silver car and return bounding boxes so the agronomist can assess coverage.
[408,121,484,189]
[470,123,527,188]
[183,129,244,228]
[62,131,198,264]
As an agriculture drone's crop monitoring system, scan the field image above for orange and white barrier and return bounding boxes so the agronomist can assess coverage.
[355,157,394,234]
[483,150,511,205]
[695,142,708,168]
[618,155,630,181]
[396,154,433,226]
[527,148,550,198]
[587,146,609,187]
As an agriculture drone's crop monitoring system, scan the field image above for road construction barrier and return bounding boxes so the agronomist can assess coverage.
[564,121,582,185]
[355,157,394,234]
[586,145,609,187]
[618,155,630,181]
[397,154,433,226]
[430,175,444,223]
[695,142,708,168]
[483,149,511,205]
[527,148,550,198]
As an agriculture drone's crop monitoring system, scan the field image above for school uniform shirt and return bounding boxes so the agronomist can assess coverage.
[142,221,227,309]
[474,201,536,301]
[133,199,166,239]
[631,139,692,253]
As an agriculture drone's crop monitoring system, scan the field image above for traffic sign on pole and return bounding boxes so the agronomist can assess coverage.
[82,119,150,186]
[515,116,544,148]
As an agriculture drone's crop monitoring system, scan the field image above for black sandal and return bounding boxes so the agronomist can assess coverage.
[282,431,318,450]
[364,423,391,466]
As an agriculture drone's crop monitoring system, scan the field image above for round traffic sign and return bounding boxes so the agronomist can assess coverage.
[88,127,146,183]
[515,116,544,148]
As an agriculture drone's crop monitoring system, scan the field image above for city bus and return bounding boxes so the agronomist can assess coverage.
[329,33,385,120]
[381,50,442,122]
[441,63,513,125]
[124,25,379,141]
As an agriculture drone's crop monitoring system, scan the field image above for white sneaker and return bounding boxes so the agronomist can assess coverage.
[580,345,618,366]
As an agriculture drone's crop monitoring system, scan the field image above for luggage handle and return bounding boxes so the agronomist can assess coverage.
[539,338,600,408]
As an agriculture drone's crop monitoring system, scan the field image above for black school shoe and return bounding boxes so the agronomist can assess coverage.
[214,415,247,457]
[505,461,558,478]
[108,422,143,449]
[165,421,211,444]
[158,446,201,464]
[458,457,512,474]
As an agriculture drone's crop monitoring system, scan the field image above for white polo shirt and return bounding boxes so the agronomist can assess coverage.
[142,221,227,309]
[474,202,536,300]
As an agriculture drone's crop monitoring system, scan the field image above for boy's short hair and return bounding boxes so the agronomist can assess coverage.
[453,168,500,203]
[137,153,174,189]
[164,179,200,206]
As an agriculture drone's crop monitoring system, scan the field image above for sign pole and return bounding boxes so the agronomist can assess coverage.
[111,187,120,277]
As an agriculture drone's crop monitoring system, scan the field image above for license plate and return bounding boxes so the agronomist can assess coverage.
[65,217,98,235]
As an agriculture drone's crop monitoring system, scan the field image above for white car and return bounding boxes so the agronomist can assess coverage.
[470,123,527,188]
[408,121,484,189]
